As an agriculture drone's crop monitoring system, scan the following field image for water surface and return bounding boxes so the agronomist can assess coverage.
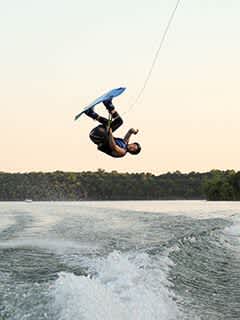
[0,201,240,319]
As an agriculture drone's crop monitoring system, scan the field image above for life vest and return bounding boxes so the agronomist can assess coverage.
[98,138,127,158]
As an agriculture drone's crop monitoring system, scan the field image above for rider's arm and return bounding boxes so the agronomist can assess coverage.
[108,129,127,156]
[124,128,139,143]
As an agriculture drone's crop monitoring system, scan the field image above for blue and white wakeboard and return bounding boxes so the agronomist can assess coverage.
[74,87,126,121]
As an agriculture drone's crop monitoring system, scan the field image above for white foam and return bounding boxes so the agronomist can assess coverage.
[53,251,180,320]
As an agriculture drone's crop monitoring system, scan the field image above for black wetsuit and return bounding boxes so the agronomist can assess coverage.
[87,111,124,157]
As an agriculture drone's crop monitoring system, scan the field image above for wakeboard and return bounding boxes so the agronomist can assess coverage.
[74,87,126,121]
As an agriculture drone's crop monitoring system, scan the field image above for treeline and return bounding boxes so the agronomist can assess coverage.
[0,170,239,201]
[203,170,240,201]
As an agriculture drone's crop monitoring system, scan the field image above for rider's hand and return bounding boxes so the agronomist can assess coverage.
[130,128,139,135]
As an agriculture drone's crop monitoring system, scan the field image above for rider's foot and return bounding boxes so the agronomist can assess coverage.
[85,108,98,120]
[103,99,115,112]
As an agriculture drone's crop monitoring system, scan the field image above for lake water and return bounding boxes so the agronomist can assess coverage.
[0,201,240,320]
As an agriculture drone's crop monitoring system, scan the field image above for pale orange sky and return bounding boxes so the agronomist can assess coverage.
[0,0,239,174]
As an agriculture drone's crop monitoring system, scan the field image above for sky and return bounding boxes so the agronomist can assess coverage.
[0,0,239,174]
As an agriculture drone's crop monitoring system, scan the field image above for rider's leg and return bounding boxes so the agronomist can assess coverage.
[85,108,108,126]
[103,100,123,132]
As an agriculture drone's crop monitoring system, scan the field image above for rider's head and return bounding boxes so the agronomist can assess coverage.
[127,142,141,155]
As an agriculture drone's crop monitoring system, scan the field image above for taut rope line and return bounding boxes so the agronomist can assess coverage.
[125,0,182,114]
